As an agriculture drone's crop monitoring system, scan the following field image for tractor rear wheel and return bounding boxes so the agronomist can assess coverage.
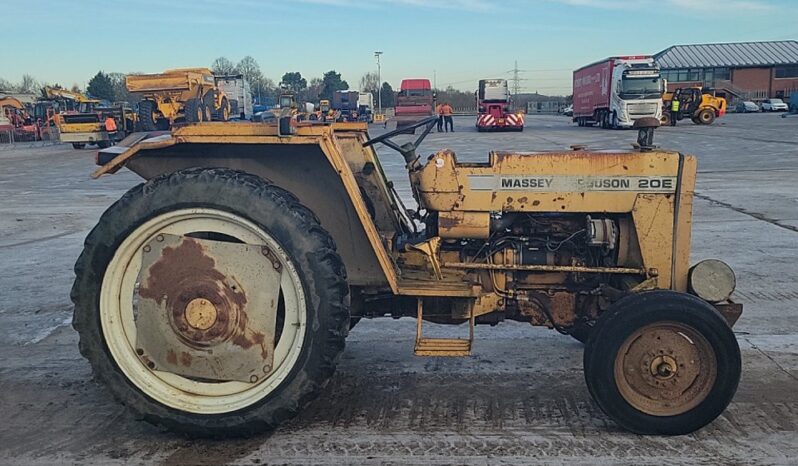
[583,290,740,435]
[697,109,716,125]
[138,100,158,131]
[185,98,203,123]
[71,168,349,437]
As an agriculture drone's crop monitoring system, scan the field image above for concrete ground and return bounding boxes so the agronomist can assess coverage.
[0,113,796,465]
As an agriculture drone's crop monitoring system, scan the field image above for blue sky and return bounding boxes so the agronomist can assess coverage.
[1,0,795,95]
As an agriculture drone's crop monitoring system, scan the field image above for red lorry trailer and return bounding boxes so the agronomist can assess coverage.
[395,79,434,132]
[475,79,523,131]
[572,56,662,129]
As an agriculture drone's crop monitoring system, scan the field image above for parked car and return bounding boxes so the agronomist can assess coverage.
[761,98,789,112]
[736,101,760,113]
[562,105,573,117]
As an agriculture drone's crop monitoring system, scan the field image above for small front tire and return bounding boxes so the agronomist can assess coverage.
[584,290,740,435]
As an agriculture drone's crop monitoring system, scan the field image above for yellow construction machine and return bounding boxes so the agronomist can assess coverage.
[75,116,742,438]
[126,68,231,130]
[662,87,726,125]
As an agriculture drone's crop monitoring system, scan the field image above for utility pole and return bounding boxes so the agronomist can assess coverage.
[374,51,383,115]
[512,60,521,99]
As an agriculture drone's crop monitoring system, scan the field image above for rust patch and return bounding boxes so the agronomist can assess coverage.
[166,350,177,365]
[139,237,248,346]
[518,197,528,204]
[532,200,540,206]
[506,197,513,204]
[438,215,462,229]
[180,351,193,367]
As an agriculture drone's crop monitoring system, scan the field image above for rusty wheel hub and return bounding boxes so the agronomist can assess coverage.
[614,321,717,416]
[184,298,219,330]
[134,233,283,383]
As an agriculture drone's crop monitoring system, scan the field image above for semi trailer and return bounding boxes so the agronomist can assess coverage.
[214,74,253,120]
[475,79,524,131]
[573,56,663,129]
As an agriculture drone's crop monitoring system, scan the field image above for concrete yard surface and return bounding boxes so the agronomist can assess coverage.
[0,113,797,464]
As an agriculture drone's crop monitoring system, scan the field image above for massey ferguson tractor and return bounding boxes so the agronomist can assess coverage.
[73,115,742,437]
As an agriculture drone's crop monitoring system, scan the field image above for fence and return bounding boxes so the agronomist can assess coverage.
[0,125,60,150]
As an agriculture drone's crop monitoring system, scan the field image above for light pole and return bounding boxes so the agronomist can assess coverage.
[374,51,383,115]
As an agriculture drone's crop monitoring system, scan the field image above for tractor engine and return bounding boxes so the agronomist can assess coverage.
[430,212,623,327]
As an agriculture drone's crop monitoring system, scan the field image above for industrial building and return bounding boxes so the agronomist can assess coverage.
[655,40,798,101]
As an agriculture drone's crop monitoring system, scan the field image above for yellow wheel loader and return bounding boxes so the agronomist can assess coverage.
[74,116,742,438]
[126,68,231,131]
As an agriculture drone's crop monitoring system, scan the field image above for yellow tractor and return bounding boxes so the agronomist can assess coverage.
[662,87,726,126]
[126,68,231,130]
[75,116,742,437]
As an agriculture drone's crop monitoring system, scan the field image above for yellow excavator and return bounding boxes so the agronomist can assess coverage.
[661,87,726,126]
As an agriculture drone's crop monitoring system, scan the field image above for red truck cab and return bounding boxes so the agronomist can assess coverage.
[395,79,434,132]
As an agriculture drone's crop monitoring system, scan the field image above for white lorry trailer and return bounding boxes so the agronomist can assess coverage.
[214,74,253,120]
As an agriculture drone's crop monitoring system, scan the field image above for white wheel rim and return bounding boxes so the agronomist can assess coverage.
[100,208,307,414]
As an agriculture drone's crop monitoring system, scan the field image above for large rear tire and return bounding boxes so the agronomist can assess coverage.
[138,100,158,131]
[583,290,740,435]
[71,168,349,437]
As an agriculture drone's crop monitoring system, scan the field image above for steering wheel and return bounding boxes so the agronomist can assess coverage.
[363,116,439,167]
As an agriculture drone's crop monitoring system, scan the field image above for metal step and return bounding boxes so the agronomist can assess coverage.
[414,298,474,357]
[415,338,472,356]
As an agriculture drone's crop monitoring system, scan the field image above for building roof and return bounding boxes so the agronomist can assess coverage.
[655,40,798,69]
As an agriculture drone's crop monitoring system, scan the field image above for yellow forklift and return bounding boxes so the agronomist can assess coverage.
[662,87,726,125]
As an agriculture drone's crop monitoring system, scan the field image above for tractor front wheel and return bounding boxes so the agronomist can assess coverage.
[72,143,86,150]
[71,168,349,437]
[583,290,740,435]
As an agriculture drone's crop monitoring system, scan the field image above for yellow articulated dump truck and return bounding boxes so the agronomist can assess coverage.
[126,68,231,130]
[77,116,742,438]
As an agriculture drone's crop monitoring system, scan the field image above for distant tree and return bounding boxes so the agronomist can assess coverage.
[250,75,277,105]
[108,72,141,104]
[299,77,323,104]
[359,72,379,94]
[70,83,82,93]
[236,56,262,84]
[18,74,39,94]
[87,71,115,101]
[211,57,236,75]
[359,72,380,105]
[319,70,349,101]
[0,77,13,91]
[379,82,395,108]
[280,72,307,93]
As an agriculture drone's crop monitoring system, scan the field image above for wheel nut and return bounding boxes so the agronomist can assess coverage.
[156,234,164,242]
[143,245,151,253]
